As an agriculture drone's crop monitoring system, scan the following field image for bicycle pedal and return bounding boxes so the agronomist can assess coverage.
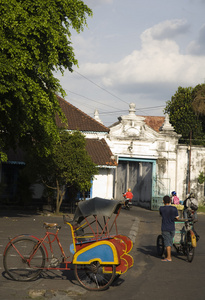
[50,258,59,267]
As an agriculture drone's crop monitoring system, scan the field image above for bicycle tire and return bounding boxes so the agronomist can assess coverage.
[4,237,45,281]
[186,232,195,263]
[74,262,116,291]
[156,235,165,257]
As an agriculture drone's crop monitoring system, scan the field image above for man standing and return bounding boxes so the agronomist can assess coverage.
[159,195,179,261]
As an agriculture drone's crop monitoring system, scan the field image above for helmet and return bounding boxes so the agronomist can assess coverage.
[128,188,131,192]
[171,191,176,196]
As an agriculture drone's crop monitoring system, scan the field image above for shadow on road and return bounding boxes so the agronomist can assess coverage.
[136,245,157,258]
[137,245,187,263]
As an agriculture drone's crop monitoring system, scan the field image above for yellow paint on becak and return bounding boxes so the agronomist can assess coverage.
[72,240,119,265]
[66,222,76,253]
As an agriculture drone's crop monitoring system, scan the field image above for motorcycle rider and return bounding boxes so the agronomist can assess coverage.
[183,192,198,220]
[123,188,133,209]
[183,192,200,241]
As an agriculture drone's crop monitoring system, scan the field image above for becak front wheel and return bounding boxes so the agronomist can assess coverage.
[74,261,116,291]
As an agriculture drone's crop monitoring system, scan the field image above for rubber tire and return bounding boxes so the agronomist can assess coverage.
[186,232,195,263]
[157,234,165,257]
[4,237,45,281]
[74,262,116,291]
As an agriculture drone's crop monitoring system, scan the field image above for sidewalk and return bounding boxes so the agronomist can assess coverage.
[0,208,139,300]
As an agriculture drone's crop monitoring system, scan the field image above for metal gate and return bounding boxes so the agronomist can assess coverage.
[151,177,170,210]
[114,158,154,209]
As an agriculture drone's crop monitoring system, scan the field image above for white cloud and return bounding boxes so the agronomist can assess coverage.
[144,19,190,41]
[57,1,205,125]
[187,24,205,55]
[79,20,205,98]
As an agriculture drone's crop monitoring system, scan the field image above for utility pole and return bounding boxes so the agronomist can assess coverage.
[188,130,192,193]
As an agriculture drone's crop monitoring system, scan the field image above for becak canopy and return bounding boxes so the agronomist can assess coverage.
[73,197,122,223]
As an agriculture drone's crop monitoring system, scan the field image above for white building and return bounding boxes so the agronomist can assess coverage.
[1,98,205,210]
[102,103,205,209]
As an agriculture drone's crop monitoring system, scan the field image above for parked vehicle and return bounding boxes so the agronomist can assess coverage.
[157,218,198,263]
[3,197,134,291]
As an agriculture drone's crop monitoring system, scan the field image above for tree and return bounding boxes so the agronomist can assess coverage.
[26,130,98,214]
[192,83,205,116]
[164,85,205,146]
[0,0,92,160]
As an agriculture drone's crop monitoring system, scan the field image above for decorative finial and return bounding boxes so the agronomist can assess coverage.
[94,109,103,124]
[129,103,136,116]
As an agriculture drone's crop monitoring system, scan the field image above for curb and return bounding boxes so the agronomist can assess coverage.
[128,217,139,244]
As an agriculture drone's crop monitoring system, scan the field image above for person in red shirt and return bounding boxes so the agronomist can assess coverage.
[123,188,133,201]
[123,188,133,208]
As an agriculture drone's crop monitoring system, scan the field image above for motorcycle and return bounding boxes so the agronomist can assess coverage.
[183,195,200,241]
[183,194,198,221]
[122,194,132,210]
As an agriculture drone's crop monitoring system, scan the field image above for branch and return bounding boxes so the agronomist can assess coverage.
[42,180,57,190]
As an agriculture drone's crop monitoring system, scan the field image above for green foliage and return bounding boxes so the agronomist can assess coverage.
[192,84,205,116]
[164,84,205,145]
[198,171,205,184]
[0,0,92,158]
[198,205,205,213]
[25,130,98,213]
[52,131,98,191]
[0,151,8,162]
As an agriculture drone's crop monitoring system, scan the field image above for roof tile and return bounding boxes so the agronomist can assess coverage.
[86,139,117,166]
[144,116,165,132]
[56,95,109,132]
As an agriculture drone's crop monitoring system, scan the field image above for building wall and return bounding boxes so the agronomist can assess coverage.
[155,135,179,202]
[92,168,115,199]
[176,145,205,203]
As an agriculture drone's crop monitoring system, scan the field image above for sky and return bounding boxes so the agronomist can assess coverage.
[57,0,205,127]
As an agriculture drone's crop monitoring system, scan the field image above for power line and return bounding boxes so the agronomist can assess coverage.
[99,105,165,115]
[74,70,129,105]
[67,70,154,116]
[65,87,165,115]
[65,69,167,117]
[64,88,119,111]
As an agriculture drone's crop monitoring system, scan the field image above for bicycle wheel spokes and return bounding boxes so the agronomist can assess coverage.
[4,238,45,281]
[74,262,116,291]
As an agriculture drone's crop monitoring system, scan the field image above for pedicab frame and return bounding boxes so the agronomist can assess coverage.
[3,197,134,291]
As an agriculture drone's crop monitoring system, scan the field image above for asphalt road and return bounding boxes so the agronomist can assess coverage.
[81,208,205,300]
[0,207,204,300]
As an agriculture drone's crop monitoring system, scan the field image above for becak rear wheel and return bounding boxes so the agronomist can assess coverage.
[157,235,165,257]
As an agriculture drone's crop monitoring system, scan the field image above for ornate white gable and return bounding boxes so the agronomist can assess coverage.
[108,103,158,141]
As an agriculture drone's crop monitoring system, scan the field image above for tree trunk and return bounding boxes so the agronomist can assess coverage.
[55,180,66,214]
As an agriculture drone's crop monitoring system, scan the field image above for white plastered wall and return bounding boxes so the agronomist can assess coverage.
[92,168,115,199]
